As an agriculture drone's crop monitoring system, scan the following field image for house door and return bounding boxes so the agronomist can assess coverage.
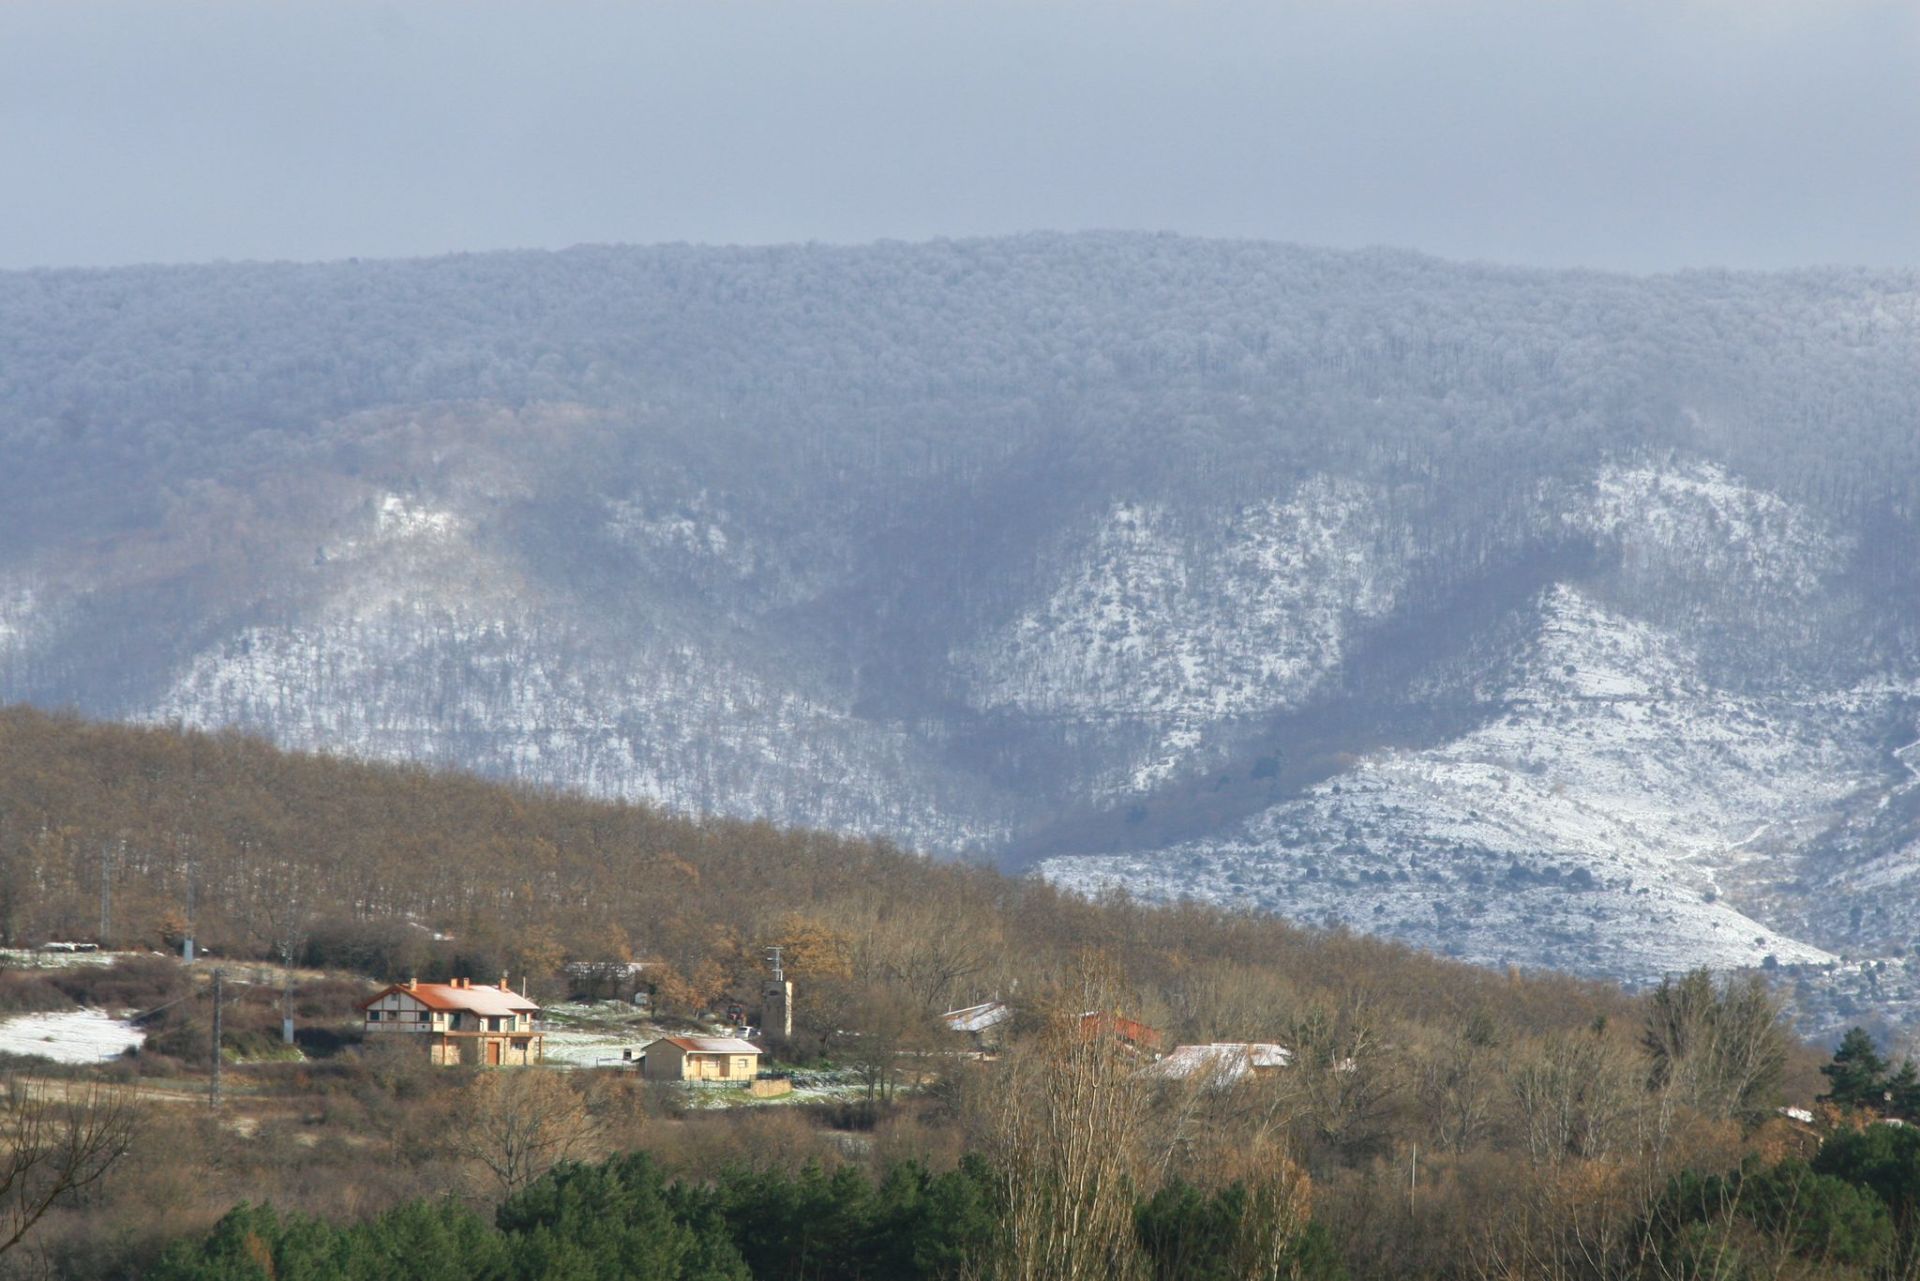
[486,1040,502,1066]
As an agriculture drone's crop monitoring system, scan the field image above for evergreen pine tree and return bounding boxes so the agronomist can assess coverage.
[1821,1028,1891,1110]
[1887,1059,1920,1121]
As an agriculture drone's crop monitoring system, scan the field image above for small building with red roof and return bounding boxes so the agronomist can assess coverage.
[639,1034,762,1083]
[1080,1010,1163,1054]
[358,976,544,1067]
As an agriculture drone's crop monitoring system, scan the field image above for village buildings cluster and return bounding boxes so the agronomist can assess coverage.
[357,973,1288,1094]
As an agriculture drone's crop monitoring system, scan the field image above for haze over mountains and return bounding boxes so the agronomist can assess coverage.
[4,233,1919,1020]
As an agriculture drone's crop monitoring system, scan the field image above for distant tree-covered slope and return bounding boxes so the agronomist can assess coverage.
[1,235,1918,1012]
[0,704,1637,1047]
[4,235,1916,545]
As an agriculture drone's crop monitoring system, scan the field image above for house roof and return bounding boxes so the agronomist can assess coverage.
[647,1035,762,1055]
[1148,1043,1292,1083]
[1080,1010,1163,1049]
[943,1001,1012,1034]
[358,980,539,1016]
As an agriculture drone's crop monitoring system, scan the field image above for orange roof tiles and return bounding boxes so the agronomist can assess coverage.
[358,979,539,1017]
[1080,1010,1163,1049]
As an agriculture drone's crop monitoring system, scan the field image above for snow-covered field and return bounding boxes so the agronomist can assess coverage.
[536,1002,662,1068]
[0,948,121,971]
[0,1010,144,1064]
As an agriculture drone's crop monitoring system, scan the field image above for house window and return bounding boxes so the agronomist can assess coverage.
[489,1017,504,1031]
[367,1010,380,1022]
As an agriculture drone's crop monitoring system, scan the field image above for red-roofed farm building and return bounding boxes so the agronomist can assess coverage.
[640,1035,762,1083]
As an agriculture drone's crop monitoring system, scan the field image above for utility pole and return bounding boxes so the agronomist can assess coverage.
[182,838,197,963]
[210,968,224,1110]
[282,942,296,1046]
[98,841,112,946]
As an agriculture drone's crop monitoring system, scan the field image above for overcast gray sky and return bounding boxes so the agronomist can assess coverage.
[3,1,1916,272]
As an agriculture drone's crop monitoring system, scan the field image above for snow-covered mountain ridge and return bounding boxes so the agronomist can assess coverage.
[2,235,1918,1031]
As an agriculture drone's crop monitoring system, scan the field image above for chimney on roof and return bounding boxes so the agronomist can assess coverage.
[405,976,416,989]
[499,974,510,992]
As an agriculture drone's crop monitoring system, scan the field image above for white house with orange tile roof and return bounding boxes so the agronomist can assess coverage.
[359,977,544,1067]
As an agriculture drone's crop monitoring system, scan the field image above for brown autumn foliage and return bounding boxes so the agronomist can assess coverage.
[0,706,1852,1280]
[0,705,1639,1042]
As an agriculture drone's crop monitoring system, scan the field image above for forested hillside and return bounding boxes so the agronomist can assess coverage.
[13,709,1920,1281]
[2,234,1918,1015]
[0,706,1623,1044]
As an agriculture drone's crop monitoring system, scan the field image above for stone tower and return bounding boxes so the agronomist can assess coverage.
[763,978,793,1040]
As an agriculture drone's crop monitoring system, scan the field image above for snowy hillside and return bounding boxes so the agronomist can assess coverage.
[1042,582,1896,981]
[3,235,1919,1022]
[957,479,1402,793]
[143,486,1005,850]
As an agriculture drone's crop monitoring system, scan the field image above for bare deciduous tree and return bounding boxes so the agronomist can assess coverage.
[0,1076,136,1259]
[1414,1021,1498,1155]
[978,953,1153,1281]
[1510,1029,1637,1168]
[452,1071,603,1197]
[1282,998,1397,1160]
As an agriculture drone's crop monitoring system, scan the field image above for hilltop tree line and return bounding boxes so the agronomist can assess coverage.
[4,237,1918,525]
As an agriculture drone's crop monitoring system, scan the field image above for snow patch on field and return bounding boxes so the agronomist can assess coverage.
[0,1010,143,1064]
[0,948,121,971]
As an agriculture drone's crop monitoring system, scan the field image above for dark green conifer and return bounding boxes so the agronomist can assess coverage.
[1821,1027,1890,1110]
